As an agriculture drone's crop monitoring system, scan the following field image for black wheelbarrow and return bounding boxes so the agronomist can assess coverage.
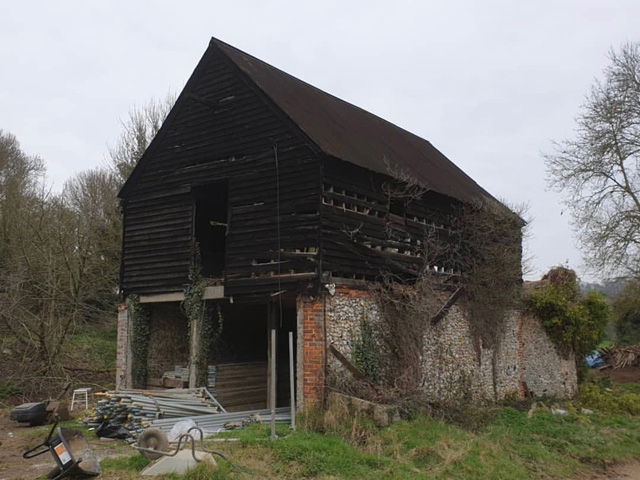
[23,416,101,479]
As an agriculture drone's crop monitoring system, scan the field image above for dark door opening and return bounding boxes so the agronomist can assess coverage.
[194,182,228,278]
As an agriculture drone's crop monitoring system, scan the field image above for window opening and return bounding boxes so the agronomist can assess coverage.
[194,181,229,278]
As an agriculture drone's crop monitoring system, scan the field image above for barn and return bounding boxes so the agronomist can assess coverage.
[115,38,576,411]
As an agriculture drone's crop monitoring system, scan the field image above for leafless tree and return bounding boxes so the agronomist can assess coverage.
[0,130,44,270]
[0,132,123,393]
[108,93,175,185]
[545,42,640,278]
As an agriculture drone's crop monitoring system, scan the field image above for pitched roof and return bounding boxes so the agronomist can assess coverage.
[120,38,494,204]
[210,38,493,204]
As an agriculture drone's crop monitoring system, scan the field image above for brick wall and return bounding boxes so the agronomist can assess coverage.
[298,295,326,407]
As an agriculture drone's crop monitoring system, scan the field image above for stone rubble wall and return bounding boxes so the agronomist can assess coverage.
[521,313,577,398]
[321,287,577,404]
[115,303,131,390]
[420,308,522,402]
[324,287,381,374]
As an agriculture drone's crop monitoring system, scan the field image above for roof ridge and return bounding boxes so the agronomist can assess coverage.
[209,37,440,152]
[210,37,493,204]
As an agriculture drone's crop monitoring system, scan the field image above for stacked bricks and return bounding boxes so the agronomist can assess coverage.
[299,295,326,407]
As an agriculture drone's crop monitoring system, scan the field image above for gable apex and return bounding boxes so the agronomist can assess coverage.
[121,38,493,205]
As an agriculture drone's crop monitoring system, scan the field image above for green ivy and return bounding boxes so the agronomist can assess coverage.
[128,294,150,388]
[353,314,381,383]
[182,246,223,386]
[528,279,610,360]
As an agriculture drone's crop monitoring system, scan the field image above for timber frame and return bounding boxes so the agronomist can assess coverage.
[116,38,518,409]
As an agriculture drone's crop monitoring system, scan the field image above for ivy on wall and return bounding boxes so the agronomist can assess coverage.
[182,246,223,386]
[352,313,381,383]
[128,294,150,388]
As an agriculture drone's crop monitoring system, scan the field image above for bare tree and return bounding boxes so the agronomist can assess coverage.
[545,42,640,277]
[0,130,44,270]
[0,132,122,393]
[109,93,175,185]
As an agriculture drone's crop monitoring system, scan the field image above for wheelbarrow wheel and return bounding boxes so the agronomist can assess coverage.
[137,429,169,460]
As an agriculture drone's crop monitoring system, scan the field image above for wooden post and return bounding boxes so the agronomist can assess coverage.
[189,311,201,389]
[267,303,276,409]
[270,327,277,441]
[289,331,296,430]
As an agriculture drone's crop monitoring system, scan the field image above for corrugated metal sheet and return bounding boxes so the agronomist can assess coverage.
[211,38,492,205]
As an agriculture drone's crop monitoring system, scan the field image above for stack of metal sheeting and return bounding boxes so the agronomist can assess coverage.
[149,407,292,436]
[82,388,223,433]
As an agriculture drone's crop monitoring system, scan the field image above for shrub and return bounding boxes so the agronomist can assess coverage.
[616,311,640,346]
[528,268,610,359]
[578,382,640,415]
[612,280,640,346]
[0,380,21,399]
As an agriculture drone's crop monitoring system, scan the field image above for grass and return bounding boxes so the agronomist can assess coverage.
[66,324,118,371]
[94,380,640,480]
[96,412,640,480]
[101,455,151,472]
[136,407,634,480]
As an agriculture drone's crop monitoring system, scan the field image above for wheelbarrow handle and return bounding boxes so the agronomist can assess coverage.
[23,441,51,459]
[22,416,60,459]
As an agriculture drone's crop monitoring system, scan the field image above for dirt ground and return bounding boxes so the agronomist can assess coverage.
[595,365,640,384]
[588,462,640,480]
[0,409,130,480]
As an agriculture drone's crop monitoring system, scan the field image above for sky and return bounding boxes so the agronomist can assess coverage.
[1,0,638,282]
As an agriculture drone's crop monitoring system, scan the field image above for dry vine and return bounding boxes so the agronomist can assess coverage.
[336,160,526,404]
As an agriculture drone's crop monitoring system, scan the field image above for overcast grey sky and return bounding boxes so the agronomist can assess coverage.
[1,0,638,281]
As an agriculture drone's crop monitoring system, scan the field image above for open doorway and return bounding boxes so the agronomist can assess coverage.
[209,301,297,411]
[194,182,228,278]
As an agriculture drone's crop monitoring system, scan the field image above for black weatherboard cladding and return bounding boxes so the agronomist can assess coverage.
[120,43,321,296]
[119,38,498,297]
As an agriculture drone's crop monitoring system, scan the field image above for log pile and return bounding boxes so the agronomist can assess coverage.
[599,345,640,369]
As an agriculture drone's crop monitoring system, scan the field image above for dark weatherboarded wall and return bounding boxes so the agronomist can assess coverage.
[320,158,461,280]
[121,45,321,296]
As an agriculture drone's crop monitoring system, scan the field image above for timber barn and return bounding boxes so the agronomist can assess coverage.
[116,38,576,412]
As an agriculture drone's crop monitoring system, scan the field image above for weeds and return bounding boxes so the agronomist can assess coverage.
[578,382,640,415]
[100,455,150,472]
[93,381,640,480]
[0,380,21,399]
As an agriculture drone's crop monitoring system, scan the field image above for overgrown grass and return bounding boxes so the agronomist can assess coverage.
[95,411,640,480]
[193,398,640,479]
[66,324,117,371]
[0,380,21,399]
[101,455,150,472]
[93,381,640,480]
[598,339,614,348]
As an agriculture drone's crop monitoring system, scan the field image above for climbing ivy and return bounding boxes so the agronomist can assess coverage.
[128,294,150,388]
[182,246,223,386]
[352,313,381,383]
